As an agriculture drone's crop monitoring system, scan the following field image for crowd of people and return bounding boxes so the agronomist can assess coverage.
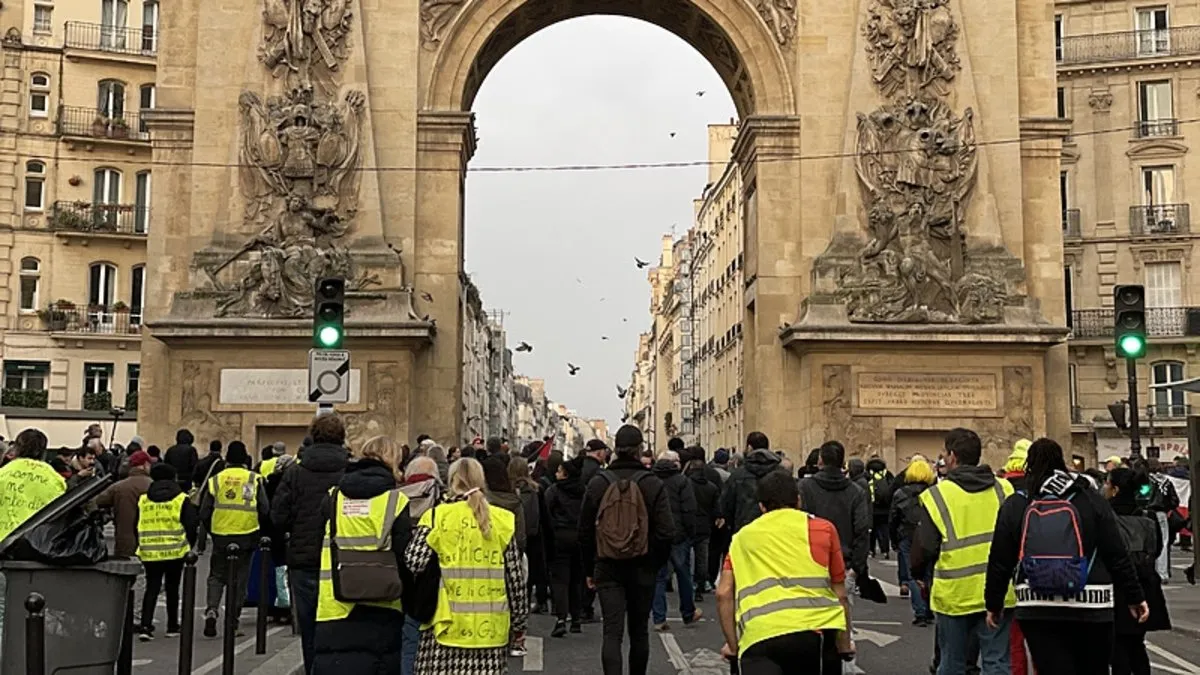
[0,418,1194,675]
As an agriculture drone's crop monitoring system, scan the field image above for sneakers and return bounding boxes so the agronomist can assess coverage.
[137,627,154,642]
[569,621,582,634]
[551,620,567,638]
[509,645,528,657]
[654,622,670,632]
[202,612,218,638]
[165,628,181,638]
[899,585,910,598]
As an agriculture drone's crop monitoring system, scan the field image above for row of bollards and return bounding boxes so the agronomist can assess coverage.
[23,539,276,675]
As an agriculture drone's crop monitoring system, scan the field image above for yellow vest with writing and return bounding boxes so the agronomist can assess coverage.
[421,500,515,649]
[316,487,411,622]
[207,467,262,536]
[729,508,846,656]
[0,458,67,541]
[919,478,1018,616]
[137,493,189,561]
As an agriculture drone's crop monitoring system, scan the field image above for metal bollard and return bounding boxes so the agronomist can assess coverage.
[117,586,134,675]
[256,536,272,655]
[24,593,45,675]
[178,551,199,675]
[222,543,240,675]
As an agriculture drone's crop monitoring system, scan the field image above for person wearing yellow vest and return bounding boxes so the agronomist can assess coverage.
[136,463,200,641]
[911,428,1016,675]
[406,456,527,675]
[0,429,63,542]
[199,441,269,639]
[716,470,853,673]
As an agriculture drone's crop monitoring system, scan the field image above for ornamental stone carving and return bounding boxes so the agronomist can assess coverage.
[1087,90,1113,111]
[755,0,797,47]
[420,0,467,48]
[261,0,353,95]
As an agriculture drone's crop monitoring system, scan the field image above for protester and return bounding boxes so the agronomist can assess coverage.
[164,429,198,491]
[799,441,871,583]
[96,450,154,558]
[720,432,780,534]
[136,463,199,641]
[865,457,893,559]
[0,429,62,540]
[426,443,450,484]
[407,457,528,674]
[1001,440,1031,493]
[984,438,1146,673]
[545,456,587,637]
[482,454,527,553]
[192,440,225,495]
[889,455,936,625]
[580,439,609,487]
[651,449,700,630]
[67,448,99,490]
[397,455,443,675]
[685,455,720,599]
[510,455,551,614]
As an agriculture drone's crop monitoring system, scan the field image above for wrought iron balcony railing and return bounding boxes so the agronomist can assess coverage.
[1059,26,1200,65]
[1130,203,1190,236]
[64,21,156,56]
[50,201,149,235]
[1070,306,1196,338]
[1134,118,1180,138]
[58,106,149,142]
[1146,403,1193,419]
[1062,209,1081,238]
[39,306,142,335]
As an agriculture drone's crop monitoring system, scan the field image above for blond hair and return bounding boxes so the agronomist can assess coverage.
[448,457,493,538]
[358,436,403,483]
[905,456,936,485]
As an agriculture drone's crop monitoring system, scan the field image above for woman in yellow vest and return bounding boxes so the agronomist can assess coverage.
[136,463,200,641]
[0,428,63,542]
[311,435,412,675]
[716,470,854,673]
[407,457,528,675]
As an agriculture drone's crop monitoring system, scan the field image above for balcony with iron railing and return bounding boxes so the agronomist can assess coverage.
[64,21,156,58]
[50,201,149,237]
[1059,25,1200,65]
[1069,306,1200,339]
[1146,403,1193,419]
[1130,204,1190,236]
[1134,118,1180,139]
[1062,209,1081,238]
[37,305,142,337]
[58,106,150,143]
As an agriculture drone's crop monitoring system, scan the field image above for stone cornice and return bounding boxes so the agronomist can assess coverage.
[417,110,477,164]
[141,108,196,142]
[731,115,801,165]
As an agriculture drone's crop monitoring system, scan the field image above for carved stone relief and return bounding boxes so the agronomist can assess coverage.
[755,0,797,47]
[261,0,353,96]
[179,361,243,444]
[822,365,883,456]
[343,362,403,448]
[421,0,467,48]
[974,366,1036,465]
[1087,90,1113,111]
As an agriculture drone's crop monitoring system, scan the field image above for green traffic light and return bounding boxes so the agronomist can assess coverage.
[1118,334,1146,358]
[317,325,342,348]
[1138,483,1153,497]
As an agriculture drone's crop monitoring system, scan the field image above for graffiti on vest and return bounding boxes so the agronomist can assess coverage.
[1014,583,1114,609]
[0,466,58,512]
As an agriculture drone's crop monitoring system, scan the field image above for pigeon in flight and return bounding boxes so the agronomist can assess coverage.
[617,385,628,399]
[601,335,609,341]
[568,363,581,376]
[515,341,533,352]
[420,291,434,303]
[669,132,677,138]
[696,90,706,97]
[635,257,650,269]
[621,414,629,423]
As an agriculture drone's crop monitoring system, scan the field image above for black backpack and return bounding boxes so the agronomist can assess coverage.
[869,470,892,509]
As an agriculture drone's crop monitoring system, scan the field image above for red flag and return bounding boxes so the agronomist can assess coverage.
[538,437,554,460]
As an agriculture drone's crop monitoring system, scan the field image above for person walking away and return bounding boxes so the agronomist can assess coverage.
[545,456,587,637]
[685,455,720,599]
[257,445,276,475]
[719,432,780,534]
[397,456,443,675]
[911,428,1014,675]
[848,458,868,493]
[709,448,731,483]
[192,440,225,554]
[866,457,893,559]
[263,454,294,623]
[480,453,527,657]
[136,463,199,641]
[798,441,871,587]
[707,449,733,591]
[579,425,676,675]
[310,436,412,674]
[716,471,854,673]
[580,439,609,493]
[164,429,198,492]
[406,457,528,675]
[984,438,1147,674]
[270,414,349,674]
[510,456,551,614]
[889,455,935,626]
[1142,459,1179,582]
[997,439,1032,675]
[200,441,270,638]
[1106,468,1171,675]
[651,450,700,630]
[96,450,154,558]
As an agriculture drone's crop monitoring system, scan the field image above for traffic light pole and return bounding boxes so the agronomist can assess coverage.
[1127,357,1142,457]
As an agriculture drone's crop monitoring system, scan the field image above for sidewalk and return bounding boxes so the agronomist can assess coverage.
[1165,549,1200,639]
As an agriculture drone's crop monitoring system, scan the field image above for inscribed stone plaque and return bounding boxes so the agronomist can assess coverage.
[856,372,998,412]
[220,369,361,405]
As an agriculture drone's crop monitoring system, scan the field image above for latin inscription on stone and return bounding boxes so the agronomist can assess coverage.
[220,369,361,405]
[856,372,998,411]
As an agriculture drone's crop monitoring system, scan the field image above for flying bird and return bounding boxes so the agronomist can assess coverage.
[621,414,629,423]
[696,90,706,97]
[617,385,628,399]
[622,318,628,323]
[669,132,677,138]
[420,291,434,303]
[567,363,581,376]
[515,341,533,353]
[635,257,650,269]
[601,335,609,341]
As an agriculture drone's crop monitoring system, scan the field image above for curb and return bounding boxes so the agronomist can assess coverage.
[246,639,304,675]
[1172,619,1200,641]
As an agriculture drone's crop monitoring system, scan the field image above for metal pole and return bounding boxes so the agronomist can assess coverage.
[256,536,272,655]
[1127,357,1142,457]
[178,551,198,675]
[24,593,45,675]
[116,587,134,675]
[222,544,240,675]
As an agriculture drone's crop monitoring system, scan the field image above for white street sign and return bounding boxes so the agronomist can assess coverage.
[308,349,350,404]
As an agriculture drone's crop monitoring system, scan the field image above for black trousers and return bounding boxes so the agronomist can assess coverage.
[1021,619,1112,675]
[691,536,711,591]
[709,526,731,584]
[1111,632,1152,675]
[739,631,842,675]
[596,573,655,675]
[871,514,890,554]
[550,545,584,622]
[140,558,185,632]
[527,534,550,606]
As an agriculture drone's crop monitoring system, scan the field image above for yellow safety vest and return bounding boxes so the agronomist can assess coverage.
[729,508,846,656]
[137,493,189,561]
[0,458,67,541]
[919,478,1018,616]
[316,487,410,622]
[259,457,279,476]
[207,467,262,536]
[421,500,516,649]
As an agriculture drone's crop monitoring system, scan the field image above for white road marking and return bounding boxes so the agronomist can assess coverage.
[132,659,153,667]
[853,627,900,648]
[523,636,544,671]
[1151,664,1196,675]
[1147,642,1200,674]
[855,621,902,626]
[659,633,691,673]
[872,578,903,597]
[190,626,286,675]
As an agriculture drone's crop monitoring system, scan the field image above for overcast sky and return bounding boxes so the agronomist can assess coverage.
[463,17,737,433]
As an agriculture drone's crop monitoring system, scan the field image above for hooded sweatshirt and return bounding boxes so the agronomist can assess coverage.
[144,477,201,547]
[911,464,999,579]
[800,466,871,574]
[163,430,199,490]
[653,459,697,543]
[720,448,782,533]
[544,473,586,550]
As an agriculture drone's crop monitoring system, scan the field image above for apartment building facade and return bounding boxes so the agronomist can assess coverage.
[0,0,157,443]
[1057,0,1200,460]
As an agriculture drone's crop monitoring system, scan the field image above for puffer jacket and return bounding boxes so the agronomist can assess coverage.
[269,442,348,570]
[653,459,697,543]
[799,466,870,574]
[720,449,782,533]
[545,474,586,550]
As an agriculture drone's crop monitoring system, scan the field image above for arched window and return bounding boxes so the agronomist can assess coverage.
[29,73,50,118]
[24,161,46,211]
[1151,360,1187,418]
[97,80,126,119]
[19,257,40,312]
[88,262,117,309]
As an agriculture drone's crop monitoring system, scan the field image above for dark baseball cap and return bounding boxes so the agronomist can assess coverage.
[614,425,643,449]
[585,439,608,453]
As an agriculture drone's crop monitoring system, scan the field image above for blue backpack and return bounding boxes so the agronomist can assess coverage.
[1017,487,1094,596]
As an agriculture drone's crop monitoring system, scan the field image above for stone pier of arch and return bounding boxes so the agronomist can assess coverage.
[139,0,1070,467]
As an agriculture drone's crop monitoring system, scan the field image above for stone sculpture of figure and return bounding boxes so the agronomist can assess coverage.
[756,0,797,46]
[864,0,958,98]
[261,0,351,90]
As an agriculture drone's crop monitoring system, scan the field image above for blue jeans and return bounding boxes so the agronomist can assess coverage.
[652,542,696,624]
[400,614,421,675]
[936,610,1011,675]
[899,538,932,620]
[896,535,911,585]
[289,568,319,675]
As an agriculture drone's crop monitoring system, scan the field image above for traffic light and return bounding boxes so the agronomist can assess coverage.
[1113,284,1147,359]
[313,277,345,349]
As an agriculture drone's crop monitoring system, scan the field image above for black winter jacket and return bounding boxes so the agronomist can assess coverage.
[889,481,931,546]
[145,478,200,547]
[686,466,721,536]
[269,443,348,570]
[192,453,224,492]
[163,431,198,490]
[720,449,781,533]
[653,459,697,543]
[984,470,1144,623]
[1111,501,1170,634]
[580,457,676,585]
[545,475,586,550]
[799,466,871,575]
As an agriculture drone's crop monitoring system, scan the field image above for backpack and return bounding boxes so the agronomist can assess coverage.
[519,487,541,538]
[869,470,892,510]
[1018,487,1093,596]
[1115,513,1157,570]
[595,471,651,560]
